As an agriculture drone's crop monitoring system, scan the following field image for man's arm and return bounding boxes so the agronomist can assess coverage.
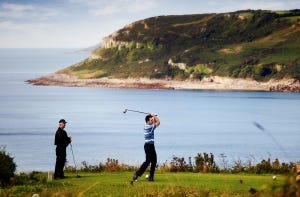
[151,113,160,127]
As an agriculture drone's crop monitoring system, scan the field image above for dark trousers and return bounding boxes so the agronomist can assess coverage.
[136,143,157,178]
[54,146,66,178]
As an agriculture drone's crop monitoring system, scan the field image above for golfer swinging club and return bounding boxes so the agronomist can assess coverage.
[132,113,160,183]
[54,119,72,179]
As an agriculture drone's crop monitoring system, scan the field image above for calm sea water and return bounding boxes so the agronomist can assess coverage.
[0,49,299,172]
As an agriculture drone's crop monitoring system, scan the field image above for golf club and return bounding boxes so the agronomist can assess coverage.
[252,121,289,159]
[70,143,81,178]
[123,109,157,116]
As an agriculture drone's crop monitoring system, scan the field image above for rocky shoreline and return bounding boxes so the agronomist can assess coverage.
[26,73,300,92]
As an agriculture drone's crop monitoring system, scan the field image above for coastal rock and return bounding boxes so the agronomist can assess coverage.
[26,74,300,92]
[269,79,300,92]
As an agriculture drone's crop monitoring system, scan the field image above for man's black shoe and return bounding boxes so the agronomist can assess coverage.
[132,173,138,181]
[148,177,154,182]
[130,173,138,185]
[54,176,66,180]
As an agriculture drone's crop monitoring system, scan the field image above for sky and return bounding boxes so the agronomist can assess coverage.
[0,0,299,48]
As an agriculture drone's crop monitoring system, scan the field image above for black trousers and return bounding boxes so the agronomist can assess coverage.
[136,143,157,178]
[54,146,66,178]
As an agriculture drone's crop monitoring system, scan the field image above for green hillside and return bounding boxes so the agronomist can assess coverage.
[61,9,300,81]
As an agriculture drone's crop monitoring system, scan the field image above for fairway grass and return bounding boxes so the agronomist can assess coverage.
[2,172,286,197]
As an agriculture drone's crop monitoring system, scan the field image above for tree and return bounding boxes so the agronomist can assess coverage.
[0,146,16,187]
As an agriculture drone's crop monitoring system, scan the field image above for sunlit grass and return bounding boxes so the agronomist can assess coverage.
[0,172,287,197]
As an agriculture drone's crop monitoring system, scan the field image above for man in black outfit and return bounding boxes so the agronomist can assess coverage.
[54,119,71,179]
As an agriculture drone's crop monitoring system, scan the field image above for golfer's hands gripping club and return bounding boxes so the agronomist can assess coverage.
[150,113,160,126]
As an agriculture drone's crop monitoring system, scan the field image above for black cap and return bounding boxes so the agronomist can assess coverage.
[59,119,67,124]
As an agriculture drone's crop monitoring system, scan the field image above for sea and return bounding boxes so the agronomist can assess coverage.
[0,48,299,172]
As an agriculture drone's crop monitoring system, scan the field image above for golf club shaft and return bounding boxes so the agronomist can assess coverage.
[70,143,78,175]
[125,109,158,116]
[127,109,149,114]
[253,121,289,159]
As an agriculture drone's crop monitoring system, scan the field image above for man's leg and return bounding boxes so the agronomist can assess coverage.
[133,144,151,180]
[149,145,157,181]
[54,147,66,179]
[54,156,60,178]
[54,155,65,178]
[59,152,66,178]
[54,147,62,178]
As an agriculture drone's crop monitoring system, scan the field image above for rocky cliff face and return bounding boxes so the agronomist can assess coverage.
[102,35,129,49]
[102,34,146,50]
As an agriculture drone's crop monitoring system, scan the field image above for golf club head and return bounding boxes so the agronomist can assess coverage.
[253,121,265,131]
[123,109,128,113]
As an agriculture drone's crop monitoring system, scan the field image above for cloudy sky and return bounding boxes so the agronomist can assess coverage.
[0,0,299,48]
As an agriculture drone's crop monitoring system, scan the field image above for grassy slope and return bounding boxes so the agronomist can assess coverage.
[1,172,287,197]
[61,10,300,81]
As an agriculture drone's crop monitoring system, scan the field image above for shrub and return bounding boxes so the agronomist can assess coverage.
[10,173,29,185]
[72,158,134,173]
[195,152,219,173]
[10,171,47,185]
[169,156,189,172]
[0,146,16,187]
[63,155,298,175]
[77,161,104,172]
[105,158,121,172]
[232,158,246,173]
[187,64,213,79]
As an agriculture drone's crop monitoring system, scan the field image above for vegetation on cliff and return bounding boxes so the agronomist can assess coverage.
[60,9,300,82]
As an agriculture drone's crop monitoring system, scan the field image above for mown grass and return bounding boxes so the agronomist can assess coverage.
[0,172,289,197]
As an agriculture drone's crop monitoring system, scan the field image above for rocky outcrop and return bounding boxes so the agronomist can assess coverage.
[168,59,186,70]
[102,36,130,49]
[269,79,300,92]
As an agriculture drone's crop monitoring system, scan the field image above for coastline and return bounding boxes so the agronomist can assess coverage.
[26,73,300,92]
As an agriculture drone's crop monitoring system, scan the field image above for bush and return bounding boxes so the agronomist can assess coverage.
[187,64,213,79]
[10,171,47,186]
[169,156,189,172]
[0,146,16,187]
[69,158,135,173]
[195,152,219,173]
[77,161,104,172]
[62,155,300,175]
[105,158,121,172]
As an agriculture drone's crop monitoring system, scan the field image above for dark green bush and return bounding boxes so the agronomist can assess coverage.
[0,146,16,187]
